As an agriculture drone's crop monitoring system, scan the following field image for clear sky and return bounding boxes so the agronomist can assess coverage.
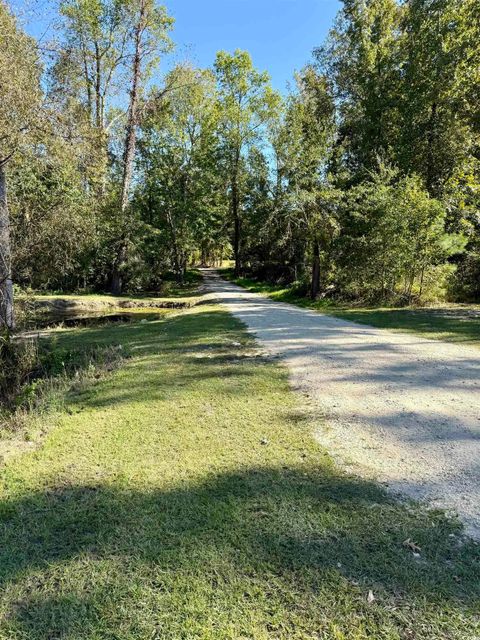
[13,0,341,94]
[164,0,341,92]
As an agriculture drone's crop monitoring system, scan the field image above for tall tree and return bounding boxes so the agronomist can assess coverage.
[0,2,41,329]
[316,0,401,178]
[111,0,173,294]
[273,67,337,297]
[214,49,280,276]
[397,0,474,197]
[56,0,132,193]
[136,64,224,282]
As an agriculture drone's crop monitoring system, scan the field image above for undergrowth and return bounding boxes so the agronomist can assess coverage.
[0,332,125,434]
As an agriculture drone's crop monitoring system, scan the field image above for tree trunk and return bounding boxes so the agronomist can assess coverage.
[165,208,182,282]
[111,242,127,296]
[112,0,146,293]
[426,101,437,196]
[0,164,14,330]
[232,165,241,277]
[310,240,320,299]
[120,0,144,214]
[94,41,102,130]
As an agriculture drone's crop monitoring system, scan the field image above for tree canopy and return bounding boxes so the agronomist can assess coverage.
[1,0,480,328]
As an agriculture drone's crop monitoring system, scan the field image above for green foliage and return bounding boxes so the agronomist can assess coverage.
[10,136,98,290]
[135,64,228,283]
[235,0,480,303]
[0,334,40,409]
[337,170,464,302]
[214,49,281,273]
[4,0,480,304]
[316,0,402,175]
[0,2,41,162]
[0,329,125,423]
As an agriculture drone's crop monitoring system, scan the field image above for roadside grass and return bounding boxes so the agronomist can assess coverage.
[0,306,478,639]
[224,272,480,347]
[0,333,129,464]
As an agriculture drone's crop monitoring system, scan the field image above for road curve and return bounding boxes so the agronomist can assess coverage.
[203,269,480,538]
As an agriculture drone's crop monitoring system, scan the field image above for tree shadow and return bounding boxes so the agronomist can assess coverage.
[0,466,478,638]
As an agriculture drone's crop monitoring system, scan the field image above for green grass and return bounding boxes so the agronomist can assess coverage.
[0,306,478,639]
[224,272,480,347]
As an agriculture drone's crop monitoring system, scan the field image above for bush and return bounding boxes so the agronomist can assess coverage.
[336,172,464,303]
[447,252,480,302]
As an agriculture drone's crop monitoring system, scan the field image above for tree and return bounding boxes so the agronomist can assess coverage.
[214,49,280,276]
[9,130,97,291]
[55,0,132,193]
[316,0,402,178]
[111,0,173,294]
[135,64,225,282]
[0,1,41,329]
[272,67,337,297]
[396,0,473,197]
[336,169,463,301]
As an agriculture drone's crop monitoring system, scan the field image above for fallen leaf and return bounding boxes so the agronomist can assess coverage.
[403,538,421,553]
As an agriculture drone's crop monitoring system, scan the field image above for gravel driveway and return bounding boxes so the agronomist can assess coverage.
[204,270,480,538]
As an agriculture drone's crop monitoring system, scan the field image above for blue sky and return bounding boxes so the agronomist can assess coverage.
[14,0,341,94]
[164,0,341,92]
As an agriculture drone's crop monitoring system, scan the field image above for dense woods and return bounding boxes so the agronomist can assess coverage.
[1,0,480,329]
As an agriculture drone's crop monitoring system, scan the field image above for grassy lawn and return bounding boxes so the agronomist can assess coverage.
[0,306,478,638]
[224,272,480,347]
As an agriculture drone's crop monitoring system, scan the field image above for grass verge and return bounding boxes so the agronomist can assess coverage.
[0,305,478,638]
[223,271,480,347]
[0,333,127,464]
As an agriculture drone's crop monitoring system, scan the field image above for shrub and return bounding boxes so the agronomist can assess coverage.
[335,172,464,303]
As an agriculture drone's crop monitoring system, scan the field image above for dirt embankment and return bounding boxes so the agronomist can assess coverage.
[31,296,198,313]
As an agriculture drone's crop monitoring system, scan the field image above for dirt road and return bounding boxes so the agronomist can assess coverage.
[205,270,480,538]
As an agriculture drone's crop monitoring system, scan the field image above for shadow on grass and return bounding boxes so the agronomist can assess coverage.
[0,466,479,638]
[37,313,254,412]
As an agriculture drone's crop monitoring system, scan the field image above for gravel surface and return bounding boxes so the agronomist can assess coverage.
[204,270,480,538]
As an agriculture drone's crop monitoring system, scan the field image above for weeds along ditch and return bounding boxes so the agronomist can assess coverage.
[1,292,189,434]
[0,313,136,433]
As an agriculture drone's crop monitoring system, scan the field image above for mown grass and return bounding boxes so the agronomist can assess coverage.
[0,306,478,639]
[224,272,480,347]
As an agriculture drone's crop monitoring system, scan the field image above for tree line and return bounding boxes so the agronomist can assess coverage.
[1,0,479,329]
